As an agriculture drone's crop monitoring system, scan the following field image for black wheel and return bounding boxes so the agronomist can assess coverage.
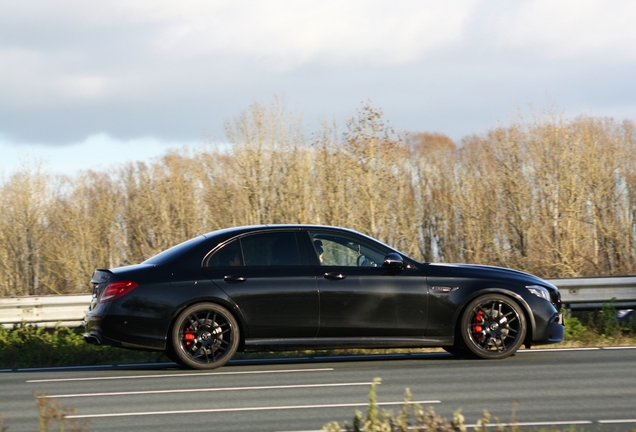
[171,303,239,370]
[460,294,526,359]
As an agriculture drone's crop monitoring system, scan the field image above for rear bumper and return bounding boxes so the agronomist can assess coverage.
[84,311,166,351]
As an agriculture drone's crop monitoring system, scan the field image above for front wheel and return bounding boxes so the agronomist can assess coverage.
[460,294,526,359]
[171,303,240,370]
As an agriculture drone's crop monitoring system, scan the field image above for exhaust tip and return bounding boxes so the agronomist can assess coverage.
[84,334,102,345]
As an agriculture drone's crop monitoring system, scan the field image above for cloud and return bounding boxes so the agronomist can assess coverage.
[0,48,116,110]
[151,1,477,68]
[1,1,478,66]
[0,0,635,149]
[494,0,636,59]
[0,1,478,111]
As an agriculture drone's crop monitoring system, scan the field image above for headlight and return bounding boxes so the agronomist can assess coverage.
[526,285,551,301]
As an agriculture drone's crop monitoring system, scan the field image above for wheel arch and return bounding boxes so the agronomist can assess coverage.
[165,297,248,353]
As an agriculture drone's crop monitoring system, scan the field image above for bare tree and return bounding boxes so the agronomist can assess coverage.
[2,103,636,297]
[0,163,50,295]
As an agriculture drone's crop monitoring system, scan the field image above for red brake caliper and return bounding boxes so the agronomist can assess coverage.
[184,327,196,346]
[472,310,484,341]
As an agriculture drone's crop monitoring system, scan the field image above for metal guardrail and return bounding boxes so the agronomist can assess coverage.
[0,276,635,328]
[0,295,92,329]
[548,276,636,310]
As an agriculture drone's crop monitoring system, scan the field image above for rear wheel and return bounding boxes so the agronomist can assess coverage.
[460,294,526,359]
[171,303,239,370]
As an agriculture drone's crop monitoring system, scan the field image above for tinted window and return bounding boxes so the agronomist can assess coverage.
[308,231,386,267]
[206,239,243,267]
[205,232,300,267]
[241,232,300,266]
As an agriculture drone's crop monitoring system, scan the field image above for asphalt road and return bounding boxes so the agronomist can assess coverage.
[1,347,636,431]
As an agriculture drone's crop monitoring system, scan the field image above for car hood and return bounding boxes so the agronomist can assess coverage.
[425,262,557,289]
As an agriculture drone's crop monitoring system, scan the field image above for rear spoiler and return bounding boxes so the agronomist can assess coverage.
[91,269,113,284]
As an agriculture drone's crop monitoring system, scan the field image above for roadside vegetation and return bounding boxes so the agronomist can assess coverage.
[323,377,636,432]
[0,392,90,432]
[324,378,507,432]
[0,324,168,369]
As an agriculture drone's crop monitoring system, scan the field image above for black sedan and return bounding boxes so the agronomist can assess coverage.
[84,225,564,369]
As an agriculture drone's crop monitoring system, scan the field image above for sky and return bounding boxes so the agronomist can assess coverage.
[1,0,636,175]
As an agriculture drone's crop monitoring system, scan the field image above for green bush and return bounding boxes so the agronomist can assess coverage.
[562,311,600,346]
[595,301,623,338]
[561,300,636,346]
[0,323,167,369]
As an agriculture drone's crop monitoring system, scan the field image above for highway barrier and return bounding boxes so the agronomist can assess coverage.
[548,276,636,310]
[0,295,91,328]
[0,276,635,328]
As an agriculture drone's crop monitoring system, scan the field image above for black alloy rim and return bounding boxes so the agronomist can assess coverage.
[179,310,233,364]
[467,299,521,353]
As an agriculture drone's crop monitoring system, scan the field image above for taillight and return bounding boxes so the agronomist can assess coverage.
[100,281,139,302]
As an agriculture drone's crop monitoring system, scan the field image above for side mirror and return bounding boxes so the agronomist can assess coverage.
[383,253,405,271]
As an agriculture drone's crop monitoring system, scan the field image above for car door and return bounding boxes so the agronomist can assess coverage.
[203,230,319,339]
[306,230,428,337]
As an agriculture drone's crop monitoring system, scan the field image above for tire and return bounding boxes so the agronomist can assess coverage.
[171,303,240,370]
[460,294,526,360]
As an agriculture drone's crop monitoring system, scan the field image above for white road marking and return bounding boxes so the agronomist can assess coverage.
[520,346,636,353]
[26,367,334,383]
[42,382,375,399]
[65,400,441,419]
[601,346,636,350]
[598,419,636,424]
[18,364,115,372]
[519,348,600,353]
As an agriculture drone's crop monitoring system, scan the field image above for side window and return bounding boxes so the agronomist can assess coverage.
[206,239,243,267]
[309,231,386,267]
[241,232,301,266]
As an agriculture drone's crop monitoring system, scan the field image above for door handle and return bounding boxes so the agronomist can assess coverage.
[323,272,346,280]
[224,275,246,283]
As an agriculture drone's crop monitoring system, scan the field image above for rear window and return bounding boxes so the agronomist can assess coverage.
[143,235,208,265]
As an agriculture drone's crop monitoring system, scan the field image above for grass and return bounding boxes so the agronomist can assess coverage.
[0,324,169,369]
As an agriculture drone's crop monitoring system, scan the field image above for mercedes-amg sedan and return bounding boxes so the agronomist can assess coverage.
[84,225,564,369]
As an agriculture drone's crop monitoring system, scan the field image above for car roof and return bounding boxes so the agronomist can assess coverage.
[200,224,402,258]
[201,224,365,238]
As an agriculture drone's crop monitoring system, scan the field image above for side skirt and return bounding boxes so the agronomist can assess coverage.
[243,336,454,352]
